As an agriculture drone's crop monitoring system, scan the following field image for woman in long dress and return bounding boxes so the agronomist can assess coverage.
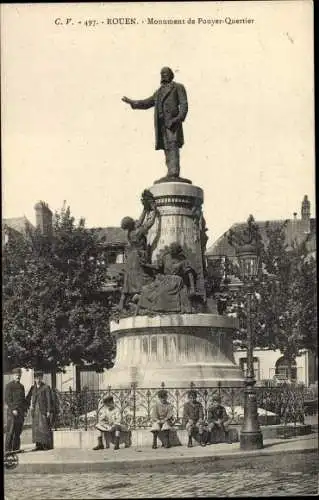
[118,191,158,311]
[26,371,53,451]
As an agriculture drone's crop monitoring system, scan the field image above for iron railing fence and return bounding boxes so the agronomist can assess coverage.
[51,383,317,431]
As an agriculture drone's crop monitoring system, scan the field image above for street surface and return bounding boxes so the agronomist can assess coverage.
[5,451,318,498]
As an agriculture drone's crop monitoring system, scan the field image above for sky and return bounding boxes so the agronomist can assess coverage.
[1,1,315,246]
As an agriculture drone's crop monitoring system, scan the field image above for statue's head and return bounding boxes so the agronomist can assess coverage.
[160,67,174,84]
[121,216,135,231]
[169,242,184,257]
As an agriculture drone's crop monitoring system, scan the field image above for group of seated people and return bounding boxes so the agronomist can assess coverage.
[92,389,231,451]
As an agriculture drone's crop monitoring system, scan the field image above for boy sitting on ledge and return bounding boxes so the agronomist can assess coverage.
[183,390,207,447]
[93,395,129,451]
[207,395,232,444]
[150,389,175,449]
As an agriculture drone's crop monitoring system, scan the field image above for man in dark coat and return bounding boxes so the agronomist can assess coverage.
[122,67,188,179]
[26,370,54,451]
[5,368,26,452]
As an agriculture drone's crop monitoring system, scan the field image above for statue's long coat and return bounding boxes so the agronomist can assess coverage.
[130,81,188,150]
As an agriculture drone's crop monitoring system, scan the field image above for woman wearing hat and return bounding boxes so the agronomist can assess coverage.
[93,395,129,451]
[25,370,54,451]
[5,368,26,453]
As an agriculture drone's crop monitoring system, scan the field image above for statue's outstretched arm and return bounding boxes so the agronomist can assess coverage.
[122,94,155,110]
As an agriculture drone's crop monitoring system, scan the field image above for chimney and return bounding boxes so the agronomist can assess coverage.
[34,201,53,236]
[301,195,311,234]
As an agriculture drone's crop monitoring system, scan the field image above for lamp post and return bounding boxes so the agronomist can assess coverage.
[236,242,264,450]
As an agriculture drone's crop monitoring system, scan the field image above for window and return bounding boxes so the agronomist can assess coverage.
[107,252,117,265]
[116,252,125,264]
[76,366,101,391]
[275,357,297,381]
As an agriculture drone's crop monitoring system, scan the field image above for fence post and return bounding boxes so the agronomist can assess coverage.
[147,389,151,424]
[131,383,137,430]
[84,387,88,431]
[175,389,180,424]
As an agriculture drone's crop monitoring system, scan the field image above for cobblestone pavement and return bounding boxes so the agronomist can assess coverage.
[5,452,318,498]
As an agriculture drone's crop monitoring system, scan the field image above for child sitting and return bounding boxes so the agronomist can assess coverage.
[150,389,175,449]
[93,395,129,451]
[182,390,207,447]
[207,395,232,444]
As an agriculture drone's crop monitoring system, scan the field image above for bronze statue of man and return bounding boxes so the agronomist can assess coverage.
[122,67,188,180]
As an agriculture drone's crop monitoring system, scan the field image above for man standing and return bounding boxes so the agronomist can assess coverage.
[26,371,54,451]
[5,368,26,453]
[122,67,188,180]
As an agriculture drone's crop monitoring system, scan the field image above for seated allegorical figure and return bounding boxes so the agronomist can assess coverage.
[182,390,207,447]
[136,242,197,315]
[93,395,130,451]
[150,389,175,449]
[207,395,232,444]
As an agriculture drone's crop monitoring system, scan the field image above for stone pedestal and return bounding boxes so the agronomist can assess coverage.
[108,314,244,388]
[106,180,244,389]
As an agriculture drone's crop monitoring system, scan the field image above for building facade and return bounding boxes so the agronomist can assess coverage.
[206,195,317,387]
[233,348,317,386]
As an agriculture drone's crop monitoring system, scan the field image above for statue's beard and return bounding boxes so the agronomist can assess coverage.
[161,78,172,85]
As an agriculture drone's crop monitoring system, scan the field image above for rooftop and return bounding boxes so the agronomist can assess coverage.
[91,227,127,246]
[2,216,34,235]
[207,218,316,258]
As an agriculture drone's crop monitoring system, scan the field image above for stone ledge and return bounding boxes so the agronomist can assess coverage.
[53,428,239,450]
[111,313,238,333]
[53,424,313,449]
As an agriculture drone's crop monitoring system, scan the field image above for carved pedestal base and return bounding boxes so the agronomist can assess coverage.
[107,314,244,389]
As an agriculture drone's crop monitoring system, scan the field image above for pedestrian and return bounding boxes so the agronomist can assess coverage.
[26,370,54,451]
[182,390,207,447]
[207,395,232,444]
[93,395,129,451]
[150,389,175,449]
[5,368,26,453]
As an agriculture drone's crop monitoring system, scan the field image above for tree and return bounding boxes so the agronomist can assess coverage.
[3,203,118,378]
[225,218,317,381]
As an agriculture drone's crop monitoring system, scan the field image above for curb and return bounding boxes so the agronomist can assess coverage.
[8,445,317,474]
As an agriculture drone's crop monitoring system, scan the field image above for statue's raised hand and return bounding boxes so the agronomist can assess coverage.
[122,96,133,105]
